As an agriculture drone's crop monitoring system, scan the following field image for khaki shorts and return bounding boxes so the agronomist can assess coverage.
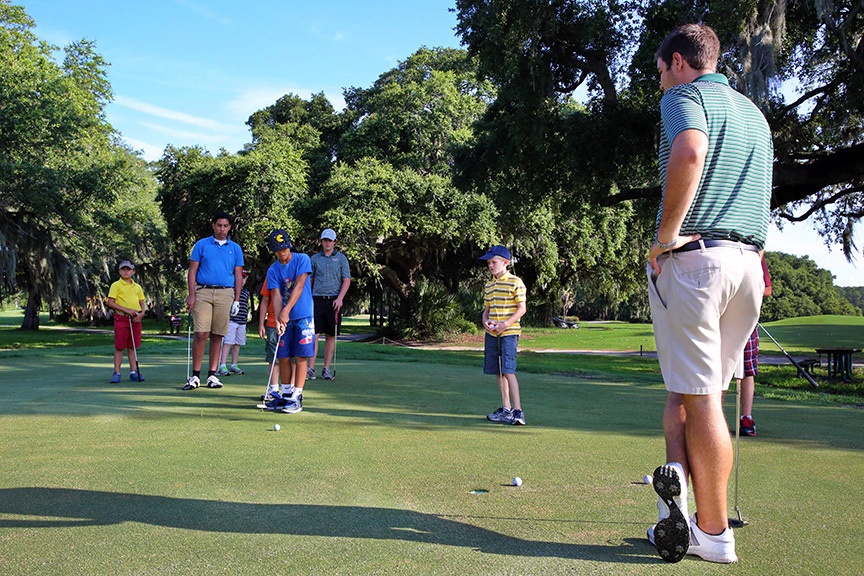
[192,286,233,336]
[647,245,764,395]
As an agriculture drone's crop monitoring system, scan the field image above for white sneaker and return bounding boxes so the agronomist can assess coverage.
[651,462,690,563]
[183,375,200,390]
[687,516,738,563]
[206,375,223,388]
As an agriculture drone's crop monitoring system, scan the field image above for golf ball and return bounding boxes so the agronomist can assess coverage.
[643,474,653,484]
[513,477,523,486]
[273,424,281,431]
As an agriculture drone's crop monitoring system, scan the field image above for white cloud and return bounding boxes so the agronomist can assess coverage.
[114,95,234,131]
[172,0,233,26]
[119,137,165,161]
[225,86,347,122]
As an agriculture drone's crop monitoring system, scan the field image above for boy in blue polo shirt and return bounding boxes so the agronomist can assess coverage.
[265,229,314,414]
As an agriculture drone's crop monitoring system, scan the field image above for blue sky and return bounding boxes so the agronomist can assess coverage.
[21,0,860,285]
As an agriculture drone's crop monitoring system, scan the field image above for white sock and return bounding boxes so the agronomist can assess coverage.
[293,387,303,398]
[281,384,294,395]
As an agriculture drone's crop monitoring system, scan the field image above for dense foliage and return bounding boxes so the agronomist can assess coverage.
[761,252,861,321]
[0,1,170,327]
[3,1,862,337]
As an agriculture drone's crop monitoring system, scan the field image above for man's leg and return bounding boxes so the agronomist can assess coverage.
[663,393,688,475]
[681,391,733,535]
[192,331,209,371]
[208,334,224,372]
[323,334,336,368]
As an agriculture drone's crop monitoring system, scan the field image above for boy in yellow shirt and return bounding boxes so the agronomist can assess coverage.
[106,260,146,382]
[480,245,527,425]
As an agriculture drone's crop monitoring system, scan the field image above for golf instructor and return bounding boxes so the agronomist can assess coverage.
[184,210,245,390]
[646,24,772,564]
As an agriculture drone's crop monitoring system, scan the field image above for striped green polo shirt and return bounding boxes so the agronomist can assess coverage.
[484,272,527,337]
[657,73,773,248]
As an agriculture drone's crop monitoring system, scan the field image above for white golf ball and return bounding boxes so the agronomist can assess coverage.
[643,474,653,484]
[273,424,281,431]
[513,477,523,487]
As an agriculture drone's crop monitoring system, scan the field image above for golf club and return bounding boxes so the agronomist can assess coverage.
[257,346,280,409]
[185,313,192,383]
[757,322,819,388]
[331,309,338,380]
[729,378,748,528]
[128,316,143,381]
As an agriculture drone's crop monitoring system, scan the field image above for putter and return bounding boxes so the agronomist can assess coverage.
[185,314,193,383]
[257,348,280,409]
[330,309,338,380]
[757,322,819,388]
[729,379,748,528]
[129,316,143,381]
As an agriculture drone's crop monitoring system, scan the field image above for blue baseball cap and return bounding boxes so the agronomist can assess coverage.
[479,245,511,261]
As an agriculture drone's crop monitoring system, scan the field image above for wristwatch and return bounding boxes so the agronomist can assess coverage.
[655,238,678,250]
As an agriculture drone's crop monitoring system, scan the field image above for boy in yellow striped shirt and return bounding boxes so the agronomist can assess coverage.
[480,245,527,425]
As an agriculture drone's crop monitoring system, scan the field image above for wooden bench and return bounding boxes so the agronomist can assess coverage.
[797,358,820,375]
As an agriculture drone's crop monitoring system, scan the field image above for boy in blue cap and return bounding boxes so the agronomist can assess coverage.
[480,245,527,425]
[265,229,314,414]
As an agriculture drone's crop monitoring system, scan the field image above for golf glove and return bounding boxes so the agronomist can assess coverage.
[231,301,240,316]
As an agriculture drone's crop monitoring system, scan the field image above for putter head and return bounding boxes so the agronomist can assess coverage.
[729,508,748,528]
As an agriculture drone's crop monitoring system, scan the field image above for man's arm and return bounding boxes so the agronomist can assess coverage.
[334,278,351,311]
[186,261,200,311]
[648,129,708,273]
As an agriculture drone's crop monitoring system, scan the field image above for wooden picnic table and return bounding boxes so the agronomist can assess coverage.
[815,347,861,382]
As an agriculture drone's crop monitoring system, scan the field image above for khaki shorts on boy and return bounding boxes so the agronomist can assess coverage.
[647,244,764,395]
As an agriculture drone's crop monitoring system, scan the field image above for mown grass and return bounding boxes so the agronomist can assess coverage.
[1,308,863,575]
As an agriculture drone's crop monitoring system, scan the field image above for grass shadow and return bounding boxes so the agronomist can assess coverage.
[0,487,656,564]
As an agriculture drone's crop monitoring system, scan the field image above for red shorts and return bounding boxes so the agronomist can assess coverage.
[742,328,759,377]
[114,316,142,350]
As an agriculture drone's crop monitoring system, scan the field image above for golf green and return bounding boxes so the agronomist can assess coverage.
[1,347,862,575]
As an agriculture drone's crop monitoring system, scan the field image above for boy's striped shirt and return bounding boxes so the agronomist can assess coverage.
[484,272,526,337]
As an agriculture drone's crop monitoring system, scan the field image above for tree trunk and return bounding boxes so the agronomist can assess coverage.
[21,291,41,330]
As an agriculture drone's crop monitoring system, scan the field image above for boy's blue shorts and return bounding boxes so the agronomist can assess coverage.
[483,333,519,375]
[277,317,315,359]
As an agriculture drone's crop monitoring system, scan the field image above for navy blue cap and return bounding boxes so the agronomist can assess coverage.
[267,229,294,253]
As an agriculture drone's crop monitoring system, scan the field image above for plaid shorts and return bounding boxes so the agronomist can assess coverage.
[742,328,759,377]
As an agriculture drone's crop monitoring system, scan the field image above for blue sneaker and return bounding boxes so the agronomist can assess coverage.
[280,393,303,414]
[130,371,144,382]
[257,390,289,411]
[110,372,121,383]
[509,409,526,425]
[486,407,512,422]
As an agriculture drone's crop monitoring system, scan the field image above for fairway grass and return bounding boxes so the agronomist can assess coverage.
[2,342,863,575]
